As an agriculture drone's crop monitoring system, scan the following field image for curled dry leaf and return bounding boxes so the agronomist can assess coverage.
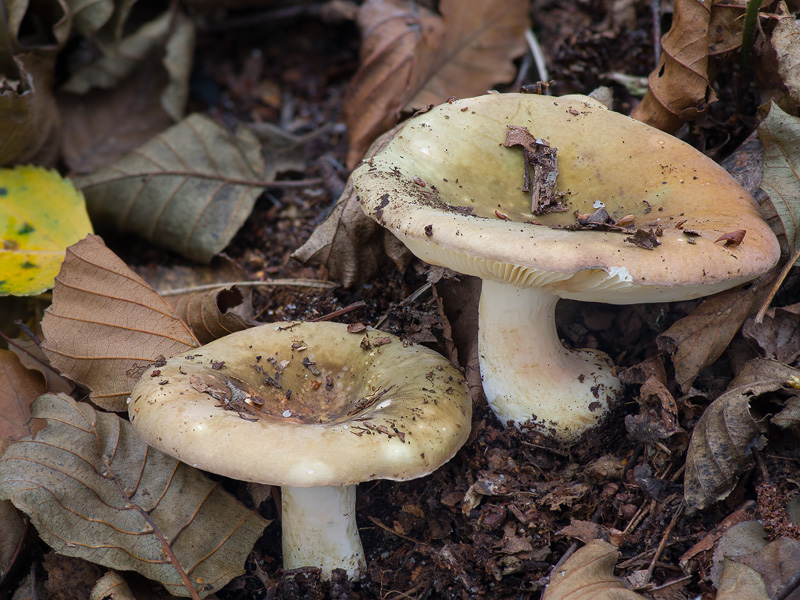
[0,394,269,598]
[683,359,800,512]
[742,302,800,364]
[168,286,253,345]
[74,113,266,263]
[656,272,776,392]
[0,438,26,582]
[631,0,718,132]
[0,54,61,167]
[542,540,646,600]
[41,235,199,411]
[90,571,137,600]
[291,125,412,286]
[344,0,530,167]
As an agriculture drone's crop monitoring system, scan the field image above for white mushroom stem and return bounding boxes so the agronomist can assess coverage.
[478,279,623,441]
[281,485,366,580]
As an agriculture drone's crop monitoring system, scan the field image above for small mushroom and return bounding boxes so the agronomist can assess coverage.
[353,93,780,442]
[127,321,471,580]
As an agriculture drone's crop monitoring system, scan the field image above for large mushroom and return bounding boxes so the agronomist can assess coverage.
[353,93,780,442]
[127,321,471,580]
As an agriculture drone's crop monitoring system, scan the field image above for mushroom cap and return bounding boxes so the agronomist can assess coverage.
[128,322,471,488]
[353,94,780,303]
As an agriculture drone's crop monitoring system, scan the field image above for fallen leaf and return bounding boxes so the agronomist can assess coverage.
[769,2,800,106]
[0,53,62,167]
[74,113,267,263]
[742,303,800,364]
[90,571,137,600]
[0,393,269,598]
[40,235,199,411]
[715,230,746,246]
[716,561,769,600]
[291,125,412,286]
[343,0,529,167]
[6,337,75,395]
[542,540,647,600]
[168,285,253,344]
[683,359,800,512]
[656,273,776,392]
[623,228,661,250]
[0,165,94,296]
[631,0,717,132]
[503,125,567,215]
[758,101,800,262]
[0,349,46,440]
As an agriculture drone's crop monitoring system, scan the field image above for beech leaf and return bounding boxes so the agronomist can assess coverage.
[742,302,800,364]
[683,359,800,512]
[167,285,253,345]
[0,349,46,440]
[343,0,530,167]
[40,235,199,411]
[769,2,800,106]
[0,165,94,296]
[74,113,266,263]
[0,393,269,598]
[542,540,647,600]
[656,274,775,392]
[631,0,717,132]
[758,101,800,262]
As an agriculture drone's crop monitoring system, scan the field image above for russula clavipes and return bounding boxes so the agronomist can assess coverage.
[352,93,780,442]
[127,321,471,580]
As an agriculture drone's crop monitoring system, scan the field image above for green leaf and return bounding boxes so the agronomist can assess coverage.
[74,114,266,263]
[758,101,800,262]
[0,394,269,598]
[0,165,93,296]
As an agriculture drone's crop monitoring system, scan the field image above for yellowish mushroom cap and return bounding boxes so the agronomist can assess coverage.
[128,322,471,487]
[353,93,780,303]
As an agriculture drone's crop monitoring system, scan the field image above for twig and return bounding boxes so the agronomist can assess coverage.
[644,500,684,584]
[774,569,800,600]
[310,301,366,322]
[524,29,550,92]
[367,516,422,544]
[157,279,337,297]
[754,250,800,323]
[374,283,432,329]
[651,0,662,67]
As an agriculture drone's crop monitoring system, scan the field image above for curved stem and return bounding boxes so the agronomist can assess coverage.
[477,280,622,441]
[281,485,366,580]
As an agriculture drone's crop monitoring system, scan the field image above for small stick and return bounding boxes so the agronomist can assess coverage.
[754,251,800,323]
[524,29,550,92]
[158,279,337,297]
[367,516,422,544]
[644,500,684,584]
[374,283,432,329]
[310,301,367,322]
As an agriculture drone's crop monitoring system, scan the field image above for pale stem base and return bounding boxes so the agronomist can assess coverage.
[281,485,366,580]
[478,280,623,441]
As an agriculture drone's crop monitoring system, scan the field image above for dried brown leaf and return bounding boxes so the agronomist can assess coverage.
[542,540,647,600]
[770,1,800,105]
[73,114,266,263]
[631,0,717,132]
[742,303,800,364]
[656,273,776,392]
[683,359,800,512]
[0,349,46,441]
[168,286,253,345]
[344,0,529,167]
[0,394,269,598]
[0,54,61,167]
[90,571,137,600]
[40,235,199,411]
[291,125,412,286]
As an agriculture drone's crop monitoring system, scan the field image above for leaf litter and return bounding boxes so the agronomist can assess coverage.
[5,0,800,598]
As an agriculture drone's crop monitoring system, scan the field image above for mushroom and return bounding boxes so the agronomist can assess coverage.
[352,93,780,442]
[127,321,471,580]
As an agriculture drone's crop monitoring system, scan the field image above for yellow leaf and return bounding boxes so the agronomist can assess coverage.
[0,166,93,296]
